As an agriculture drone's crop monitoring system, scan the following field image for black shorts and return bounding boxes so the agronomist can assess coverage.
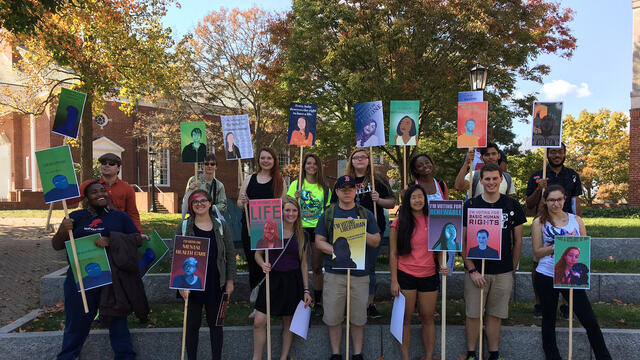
[304,227,316,243]
[397,269,439,292]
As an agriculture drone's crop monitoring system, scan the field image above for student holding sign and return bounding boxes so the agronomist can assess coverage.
[531,185,611,360]
[177,189,236,360]
[389,184,450,360]
[52,181,142,360]
[461,164,526,360]
[181,153,227,220]
[252,197,313,360]
[408,153,450,201]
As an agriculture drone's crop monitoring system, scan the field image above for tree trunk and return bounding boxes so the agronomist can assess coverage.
[80,93,93,182]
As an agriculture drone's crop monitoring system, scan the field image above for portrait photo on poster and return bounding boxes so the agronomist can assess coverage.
[180,121,207,163]
[65,234,112,291]
[428,200,464,252]
[389,100,420,146]
[35,145,80,203]
[465,208,502,260]
[288,102,317,146]
[220,114,254,160]
[554,235,590,289]
[531,101,563,148]
[170,235,210,291]
[51,88,87,139]
[331,218,367,270]
[457,101,488,148]
[249,199,284,250]
[354,101,385,148]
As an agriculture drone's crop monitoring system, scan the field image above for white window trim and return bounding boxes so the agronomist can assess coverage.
[147,134,171,188]
[25,156,30,179]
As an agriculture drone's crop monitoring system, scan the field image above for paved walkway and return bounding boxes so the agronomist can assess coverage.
[0,217,66,327]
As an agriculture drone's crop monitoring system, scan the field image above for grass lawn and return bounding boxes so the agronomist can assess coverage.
[18,299,640,332]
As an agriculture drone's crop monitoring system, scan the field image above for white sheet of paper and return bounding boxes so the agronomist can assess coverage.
[289,300,311,340]
[390,292,405,344]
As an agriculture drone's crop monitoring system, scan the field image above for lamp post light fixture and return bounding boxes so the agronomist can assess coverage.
[469,63,488,91]
[149,149,157,213]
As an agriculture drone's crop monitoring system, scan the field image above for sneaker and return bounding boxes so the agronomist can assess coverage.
[533,303,543,319]
[314,303,324,317]
[329,355,342,360]
[352,354,364,360]
[367,304,382,319]
[560,303,570,320]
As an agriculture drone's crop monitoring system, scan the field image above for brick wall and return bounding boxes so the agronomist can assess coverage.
[630,108,640,206]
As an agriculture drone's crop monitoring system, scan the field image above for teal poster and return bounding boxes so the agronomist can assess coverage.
[35,145,80,203]
[389,100,420,146]
[180,121,207,163]
[51,88,87,139]
[65,233,112,291]
[137,230,169,277]
[554,236,591,289]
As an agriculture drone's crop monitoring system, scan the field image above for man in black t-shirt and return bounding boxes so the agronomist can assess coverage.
[461,164,526,360]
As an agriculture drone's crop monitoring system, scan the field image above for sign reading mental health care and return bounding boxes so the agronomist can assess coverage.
[137,230,169,278]
[35,145,80,203]
[457,101,488,148]
[354,101,385,148]
[389,100,420,146]
[52,88,87,139]
[249,199,284,250]
[288,102,317,146]
[170,235,210,291]
[531,102,563,148]
[554,236,591,289]
[465,208,502,260]
[65,234,112,291]
[428,200,463,252]
[331,218,367,270]
[220,114,253,160]
[180,122,207,163]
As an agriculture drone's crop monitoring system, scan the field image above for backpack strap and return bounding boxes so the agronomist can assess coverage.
[322,186,330,210]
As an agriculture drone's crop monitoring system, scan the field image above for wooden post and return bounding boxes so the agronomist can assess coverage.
[298,146,304,192]
[369,147,377,220]
[441,251,447,360]
[478,259,486,358]
[181,296,189,360]
[194,163,198,184]
[62,200,89,313]
[266,249,272,360]
[468,149,474,199]
[542,148,548,179]
[238,160,243,190]
[403,147,407,189]
[568,288,574,360]
[346,269,351,360]
[45,203,54,232]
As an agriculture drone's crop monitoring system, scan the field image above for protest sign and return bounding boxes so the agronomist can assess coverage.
[249,199,284,250]
[465,208,502,260]
[51,88,87,139]
[65,233,112,291]
[457,101,488,148]
[554,236,591,290]
[389,100,420,146]
[35,145,80,203]
[215,292,230,326]
[428,200,464,252]
[180,122,207,163]
[288,102,317,146]
[331,218,367,270]
[354,101,385,147]
[170,235,210,291]
[532,102,563,148]
[221,114,253,160]
[137,230,169,277]
[458,90,483,103]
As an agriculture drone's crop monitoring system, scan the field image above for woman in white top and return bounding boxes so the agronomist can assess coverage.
[408,153,449,202]
[531,184,611,360]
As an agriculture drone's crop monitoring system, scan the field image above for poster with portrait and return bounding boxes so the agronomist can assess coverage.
[220,114,253,160]
[331,218,367,270]
[51,88,87,139]
[180,121,207,163]
[354,101,385,148]
[457,101,488,148]
[389,100,420,146]
[169,235,210,291]
[288,102,317,146]
[249,199,284,250]
[428,200,463,252]
[35,145,80,203]
[65,234,112,291]
[554,236,590,290]
[465,208,502,260]
[531,102,563,148]
[137,230,169,278]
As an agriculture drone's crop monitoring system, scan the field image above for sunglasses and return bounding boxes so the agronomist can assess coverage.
[100,161,119,166]
[204,162,217,166]
[192,199,210,206]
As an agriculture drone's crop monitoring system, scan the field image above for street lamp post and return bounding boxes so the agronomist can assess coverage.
[469,63,488,91]
[149,149,157,213]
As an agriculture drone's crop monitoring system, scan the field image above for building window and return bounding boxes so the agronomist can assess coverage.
[148,135,170,187]
[278,152,290,167]
[25,156,30,179]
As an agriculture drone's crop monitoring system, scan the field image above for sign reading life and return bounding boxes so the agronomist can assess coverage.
[249,203,282,221]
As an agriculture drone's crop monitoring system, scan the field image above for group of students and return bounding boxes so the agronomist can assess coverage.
[51,142,612,360]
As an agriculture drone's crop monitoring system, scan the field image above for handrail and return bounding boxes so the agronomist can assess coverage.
[131,184,143,192]
[153,184,170,204]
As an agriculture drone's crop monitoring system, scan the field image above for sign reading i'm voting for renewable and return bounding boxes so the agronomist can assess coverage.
[35,145,80,203]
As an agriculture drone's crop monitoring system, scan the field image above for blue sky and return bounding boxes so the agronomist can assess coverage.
[164,1,632,147]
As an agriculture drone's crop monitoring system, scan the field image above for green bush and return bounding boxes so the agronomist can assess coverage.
[581,207,640,218]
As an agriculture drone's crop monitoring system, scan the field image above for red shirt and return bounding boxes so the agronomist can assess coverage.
[391,216,436,277]
[67,177,141,231]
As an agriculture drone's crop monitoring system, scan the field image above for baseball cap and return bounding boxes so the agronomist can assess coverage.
[334,175,356,190]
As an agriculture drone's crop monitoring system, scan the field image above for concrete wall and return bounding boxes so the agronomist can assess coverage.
[521,237,640,260]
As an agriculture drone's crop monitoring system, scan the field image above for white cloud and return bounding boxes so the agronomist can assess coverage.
[540,80,592,101]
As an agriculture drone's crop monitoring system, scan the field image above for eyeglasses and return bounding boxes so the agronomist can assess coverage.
[546,198,564,204]
[204,162,217,166]
[192,199,210,206]
[100,161,118,166]
[352,155,368,161]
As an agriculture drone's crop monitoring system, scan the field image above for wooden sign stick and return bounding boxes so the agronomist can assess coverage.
[346,268,351,360]
[369,147,377,220]
[478,259,486,359]
[266,248,272,360]
[403,147,407,190]
[181,296,189,360]
[542,148,548,179]
[45,203,54,232]
[568,288,574,360]
[441,252,447,360]
[237,160,243,190]
[468,149,474,199]
[298,146,304,192]
[62,200,89,313]
[194,163,198,185]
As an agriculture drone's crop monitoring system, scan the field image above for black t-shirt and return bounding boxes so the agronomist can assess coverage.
[354,176,392,233]
[190,225,221,304]
[463,194,526,274]
[525,166,582,214]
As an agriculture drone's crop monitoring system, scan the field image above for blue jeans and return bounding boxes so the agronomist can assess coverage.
[57,269,135,360]
[365,243,381,296]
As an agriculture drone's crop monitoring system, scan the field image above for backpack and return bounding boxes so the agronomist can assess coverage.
[471,171,513,197]
[323,203,369,243]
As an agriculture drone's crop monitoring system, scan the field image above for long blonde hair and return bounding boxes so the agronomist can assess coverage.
[283,196,306,260]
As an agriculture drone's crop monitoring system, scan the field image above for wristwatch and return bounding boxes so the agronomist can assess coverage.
[468,268,478,275]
